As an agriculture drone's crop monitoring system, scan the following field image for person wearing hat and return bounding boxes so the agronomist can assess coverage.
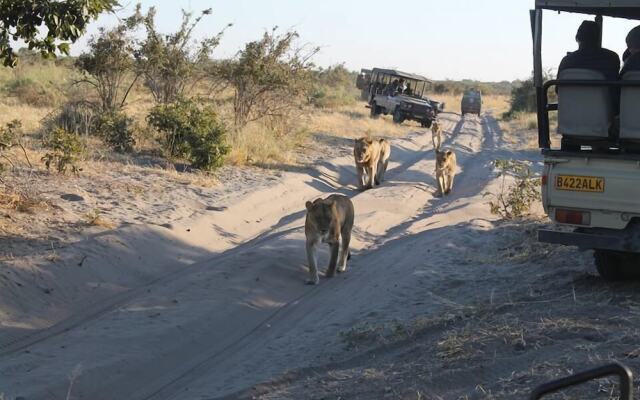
[558,20,620,81]
[621,25,640,76]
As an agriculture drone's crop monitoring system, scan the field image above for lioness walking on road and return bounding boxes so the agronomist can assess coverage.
[354,137,391,190]
[435,148,457,196]
[431,120,443,150]
[304,194,354,285]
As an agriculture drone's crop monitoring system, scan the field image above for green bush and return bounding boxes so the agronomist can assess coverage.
[487,159,540,219]
[96,111,136,153]
[503,72,556,119]
[0,119,22,146]
[308,64,359,108]
[41,128,83,175]
[147,99,229,171]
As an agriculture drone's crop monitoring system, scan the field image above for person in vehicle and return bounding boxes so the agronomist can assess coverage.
[385,79,399,96]
[399,79,407,94]
[621,25,640,76]
[558,20,620,81]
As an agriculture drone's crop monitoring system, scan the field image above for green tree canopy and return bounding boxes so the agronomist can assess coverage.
[0,0,118,67]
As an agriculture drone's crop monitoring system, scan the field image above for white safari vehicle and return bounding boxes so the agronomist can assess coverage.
[533,1,640,279]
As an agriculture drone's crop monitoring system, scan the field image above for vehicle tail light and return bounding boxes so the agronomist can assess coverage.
[541,175,548,185]
[555,209,591,225]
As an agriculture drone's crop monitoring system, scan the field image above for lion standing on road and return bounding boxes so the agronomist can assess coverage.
[354,137,391,190]
[304,194,354,285]
[435,148,457,196]
[431,120,443,150]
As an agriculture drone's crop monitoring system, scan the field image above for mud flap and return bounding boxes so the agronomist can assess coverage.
[538,229,640,252]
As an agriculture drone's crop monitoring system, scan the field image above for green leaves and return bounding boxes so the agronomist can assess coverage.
[0,0,117,67]
[134,7,226,104]
[147,99,230,171]
[488,159,541,219]
[216,28,318,128]
[41,127,83,175]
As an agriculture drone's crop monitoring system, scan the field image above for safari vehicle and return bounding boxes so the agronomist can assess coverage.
[365,68,444,128]
[461,88,482,116]
[532,1,640,279]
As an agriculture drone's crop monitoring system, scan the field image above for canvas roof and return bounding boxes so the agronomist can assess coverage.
[536,0,640,19]
[371,68,431,82]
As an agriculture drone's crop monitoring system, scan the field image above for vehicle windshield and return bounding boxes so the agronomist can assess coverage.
[464,89,481,97]
[404,79,427,98]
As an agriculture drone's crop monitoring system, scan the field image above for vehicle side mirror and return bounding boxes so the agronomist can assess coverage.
[530,363,633,400]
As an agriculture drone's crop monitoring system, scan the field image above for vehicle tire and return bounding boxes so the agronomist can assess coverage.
[594,250,640,281]
[421,119,432,128]
[392,109,405,124]
[370,103,380,119]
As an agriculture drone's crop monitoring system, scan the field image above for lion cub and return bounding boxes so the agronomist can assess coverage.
[304,194,354,285]
[435,148,457,196]
[431,120,443,150]
[354,137,391,190]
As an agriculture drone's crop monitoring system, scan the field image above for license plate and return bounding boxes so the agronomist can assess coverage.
[555,175,605,192]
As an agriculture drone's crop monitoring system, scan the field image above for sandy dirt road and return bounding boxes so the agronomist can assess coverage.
[0,113,570,399]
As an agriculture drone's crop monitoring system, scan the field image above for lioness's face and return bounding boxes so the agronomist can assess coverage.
[306,200,334,241]
[436,149,452,166]
[354,139,372,163]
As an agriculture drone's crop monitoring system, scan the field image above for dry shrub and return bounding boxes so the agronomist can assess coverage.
[41,101,97,137]
[5,78,60,107]
[84,208,115,229]
[0,183,48,213]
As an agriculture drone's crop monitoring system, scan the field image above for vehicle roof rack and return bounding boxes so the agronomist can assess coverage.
[371,68,431,82]
[536,0,640,19]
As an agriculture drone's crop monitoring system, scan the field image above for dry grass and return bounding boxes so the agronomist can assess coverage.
[499,111,560,150]
[0,103,53,134]
[84,208,116,229]
[225,103,418,167]
[305,103,410,139]
[226,122,309,167]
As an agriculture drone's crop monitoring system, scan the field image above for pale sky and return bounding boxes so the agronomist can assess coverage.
[72,0,640,82]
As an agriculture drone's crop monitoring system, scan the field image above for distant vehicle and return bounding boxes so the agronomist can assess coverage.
[461,88,482,116]
[533,0,640,280]
[362,68,444,128]
[356,69,372,101]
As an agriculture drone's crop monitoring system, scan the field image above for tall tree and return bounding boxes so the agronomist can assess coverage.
[0,0,117,67]
[135,7,229,104]
[216,28,319,128]
[75,8,143,112]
